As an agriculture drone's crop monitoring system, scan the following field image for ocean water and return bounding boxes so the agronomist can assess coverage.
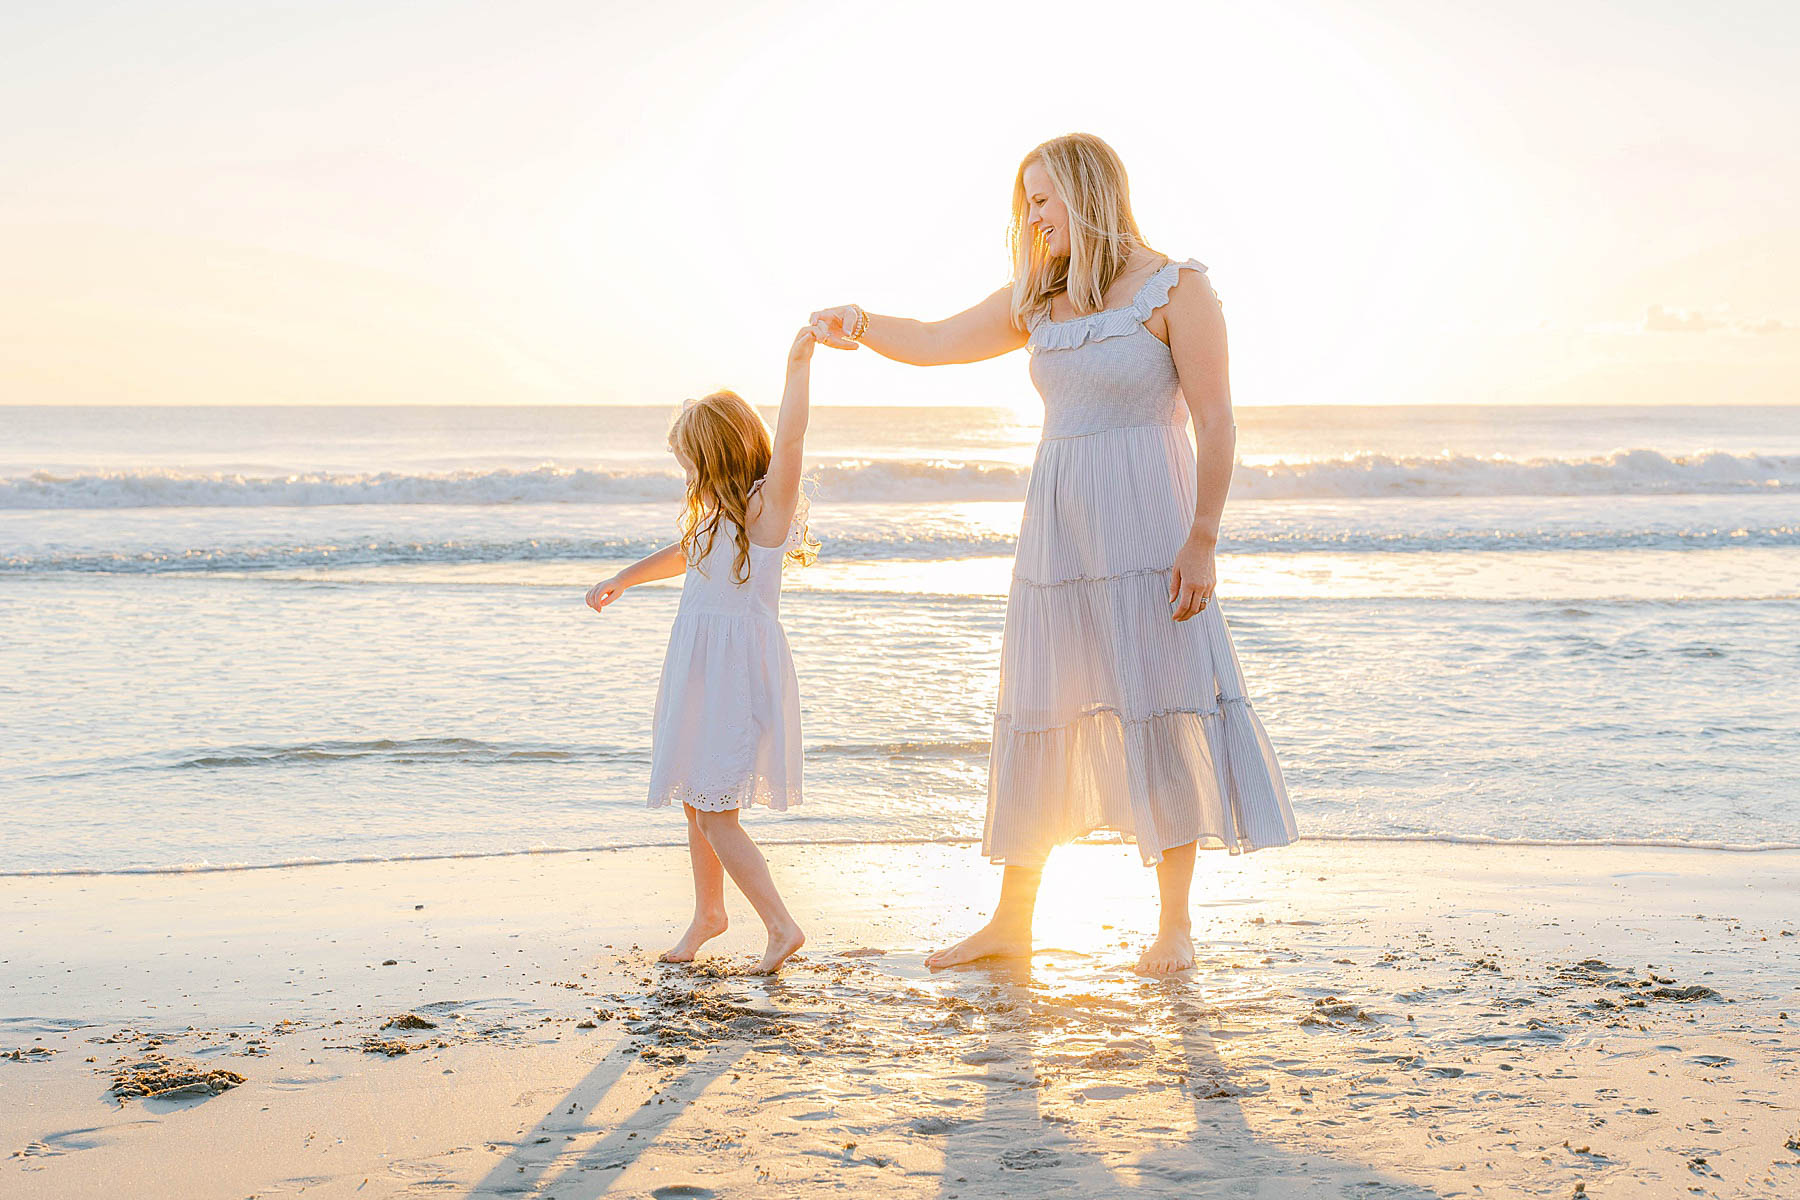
[3,403,1798,874]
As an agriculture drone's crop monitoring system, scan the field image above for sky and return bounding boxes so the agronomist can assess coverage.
[2,0,1796,409]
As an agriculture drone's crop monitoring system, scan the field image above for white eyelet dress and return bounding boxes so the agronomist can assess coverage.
[647,485,806,813]
[985,258,1298,866]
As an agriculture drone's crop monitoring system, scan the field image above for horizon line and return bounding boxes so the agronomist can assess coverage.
[6,399,1798,411]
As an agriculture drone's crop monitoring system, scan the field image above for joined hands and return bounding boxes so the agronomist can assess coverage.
[807,306,865,350]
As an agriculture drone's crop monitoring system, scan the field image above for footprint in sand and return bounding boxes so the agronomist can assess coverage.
[959,1046,1011,1064]
[999,1146,1063,1170]
[908,1115,969,1135]
[651,1187,716,1199]
[13,1121,159,1157]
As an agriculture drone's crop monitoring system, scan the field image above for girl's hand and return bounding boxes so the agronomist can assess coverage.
[586,577,624,612]
[806,305,863,350]
[1169,537,1217,621]
[788,325,819,368]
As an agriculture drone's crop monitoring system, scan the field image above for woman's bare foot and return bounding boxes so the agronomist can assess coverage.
[1135,927,1195,976]
[742,923,805,975]
[925,920,1033,970]
[658,911,728,963]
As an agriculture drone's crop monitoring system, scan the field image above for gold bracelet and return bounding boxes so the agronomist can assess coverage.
[849,305,869,341]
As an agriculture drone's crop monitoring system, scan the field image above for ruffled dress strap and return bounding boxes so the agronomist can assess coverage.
[764,478,814,555]
[784,477,817,554]
[1028,257,1212,353]
[746,475,813,555]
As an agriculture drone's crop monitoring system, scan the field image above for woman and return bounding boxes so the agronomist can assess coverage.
[812,133,1297,975]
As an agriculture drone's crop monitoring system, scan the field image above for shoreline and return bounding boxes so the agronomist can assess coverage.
[6,840,1798,1197]
[9,831,1800,880]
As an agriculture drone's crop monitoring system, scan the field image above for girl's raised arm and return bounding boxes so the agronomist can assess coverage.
[749,327,816,546]
[809,285,1025,366]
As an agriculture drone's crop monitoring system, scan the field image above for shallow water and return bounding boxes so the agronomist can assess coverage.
[3,403,1798,873]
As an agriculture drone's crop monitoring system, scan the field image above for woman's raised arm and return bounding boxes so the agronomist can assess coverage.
[810,285,1026,366]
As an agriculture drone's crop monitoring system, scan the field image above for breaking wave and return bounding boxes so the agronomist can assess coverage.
[4,449,1797,509]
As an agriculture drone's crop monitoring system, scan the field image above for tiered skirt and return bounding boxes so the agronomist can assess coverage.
[983,423,1298,866]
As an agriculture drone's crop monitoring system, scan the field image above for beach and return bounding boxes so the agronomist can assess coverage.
[6,840,1797,1198]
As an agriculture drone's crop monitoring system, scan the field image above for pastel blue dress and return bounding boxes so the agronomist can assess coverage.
[986,257,1299,865]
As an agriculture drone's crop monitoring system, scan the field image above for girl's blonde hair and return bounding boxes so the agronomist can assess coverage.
[668,389,818,583]
[1008,133,1159,331]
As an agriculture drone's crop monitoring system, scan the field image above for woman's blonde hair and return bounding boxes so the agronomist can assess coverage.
[1008,132,1158,331]
[667,389,817,583]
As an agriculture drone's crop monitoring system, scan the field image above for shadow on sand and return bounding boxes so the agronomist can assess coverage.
[462,948,1444,1199]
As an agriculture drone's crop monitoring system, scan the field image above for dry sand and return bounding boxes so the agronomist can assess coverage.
[4,841,1797,1198]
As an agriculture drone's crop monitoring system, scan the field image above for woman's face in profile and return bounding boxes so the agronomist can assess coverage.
[1022,162,1071,259]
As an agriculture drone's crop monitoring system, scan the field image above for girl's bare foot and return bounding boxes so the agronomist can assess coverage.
[742,923,805,975]
[658,911,728,963]
[1135,927,1195,976]
[925,920,1032,969]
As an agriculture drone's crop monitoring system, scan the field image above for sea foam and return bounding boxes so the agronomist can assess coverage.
[3,449,1796,509]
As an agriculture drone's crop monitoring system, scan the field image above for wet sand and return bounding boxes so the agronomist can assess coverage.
[3,841,1797,1198]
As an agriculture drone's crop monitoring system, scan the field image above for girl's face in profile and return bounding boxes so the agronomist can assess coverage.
[670,443,696,488]
[1022,161,1071,258]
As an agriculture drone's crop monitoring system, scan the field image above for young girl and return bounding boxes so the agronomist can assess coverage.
[585,326,820,974]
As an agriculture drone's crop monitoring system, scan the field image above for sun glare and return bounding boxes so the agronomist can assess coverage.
[1,2,1794,407]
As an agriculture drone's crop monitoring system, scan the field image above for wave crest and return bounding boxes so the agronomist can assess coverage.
[4,449,1796,510]
[1236,449,1799,499]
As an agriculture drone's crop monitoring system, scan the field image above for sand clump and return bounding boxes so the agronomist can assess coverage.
[1551,959,1727,1015]
[621,983,800,1056]
[3,1046,58,1061]
[383,1012,438,1030]
[361,1037,416,1056]
[360,1017,452,1056]
[109,1053,244,1100]
[1300,997,1375,1026]
[1648,984,1721,1002]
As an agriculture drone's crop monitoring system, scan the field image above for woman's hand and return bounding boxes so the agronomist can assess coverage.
[586,576,624,613]
[1168,537,1217,621]
[806,305,863,350]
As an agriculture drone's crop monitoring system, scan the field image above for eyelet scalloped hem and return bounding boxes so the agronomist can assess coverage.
[649,776,798,813]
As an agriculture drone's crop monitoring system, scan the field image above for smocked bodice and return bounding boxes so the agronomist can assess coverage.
[1025,258,1212,439]
[677,521,786,620]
